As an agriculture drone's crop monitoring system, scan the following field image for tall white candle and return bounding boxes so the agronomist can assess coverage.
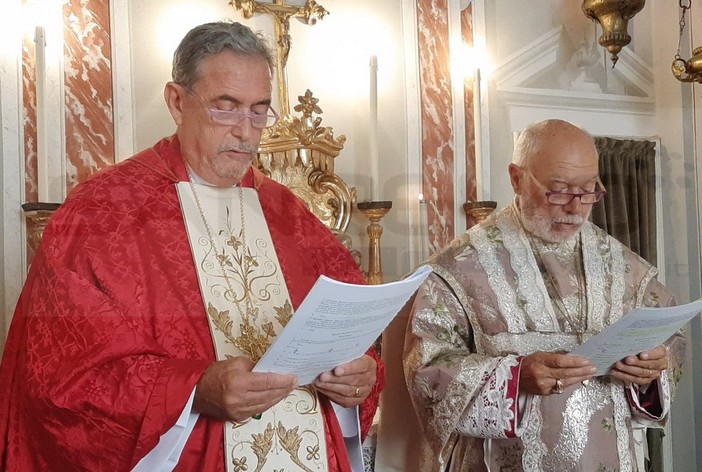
[35,25,49,202]
[369,55,379,201]
[418,193,429,261]
[473,67,484,201]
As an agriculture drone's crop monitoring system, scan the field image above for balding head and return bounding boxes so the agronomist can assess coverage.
[512,119,598,170]
[508,119,602,242]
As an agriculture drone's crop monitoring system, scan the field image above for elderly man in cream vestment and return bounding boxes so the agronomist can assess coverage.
[394,119,686,472]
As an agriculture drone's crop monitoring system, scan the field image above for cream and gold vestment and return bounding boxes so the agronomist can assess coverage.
[179,182,330,472]
[404,203,686,472]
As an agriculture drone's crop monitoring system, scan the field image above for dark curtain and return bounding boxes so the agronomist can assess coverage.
[591,137,657,266]
[590,136,661,471]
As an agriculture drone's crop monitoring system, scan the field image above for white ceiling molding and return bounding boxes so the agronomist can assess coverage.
[612,46,654,98]
[492,25,563,88]
[491,25,655,115]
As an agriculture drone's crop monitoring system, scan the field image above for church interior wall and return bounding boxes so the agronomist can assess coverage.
[1,0,702,469]
[656,1,702,464]
[0,1,25,348]
[0,105,5,341]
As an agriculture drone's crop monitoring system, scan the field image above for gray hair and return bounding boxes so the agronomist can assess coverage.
[512,119,595,168]
[172,21,274,89]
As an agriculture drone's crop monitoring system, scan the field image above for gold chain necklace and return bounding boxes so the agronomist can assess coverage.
[186,174,272,361]
[529,234,588,341]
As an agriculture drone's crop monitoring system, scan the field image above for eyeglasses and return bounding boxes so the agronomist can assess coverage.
[523,169,607,205]
[186,88,279,129]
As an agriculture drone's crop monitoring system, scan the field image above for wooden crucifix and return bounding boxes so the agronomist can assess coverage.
[230,0,328,116]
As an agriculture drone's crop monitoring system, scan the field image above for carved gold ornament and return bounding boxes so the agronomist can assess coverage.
[255,90,355,234]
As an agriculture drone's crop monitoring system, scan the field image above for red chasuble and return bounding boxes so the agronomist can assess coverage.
[0,136,384,471]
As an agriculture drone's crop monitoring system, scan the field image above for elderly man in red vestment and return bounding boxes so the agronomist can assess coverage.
[0,21,382,471]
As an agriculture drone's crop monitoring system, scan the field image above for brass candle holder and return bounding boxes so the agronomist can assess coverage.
[357,200,392,285]
[22,202,61,267]
[463,200,497,228]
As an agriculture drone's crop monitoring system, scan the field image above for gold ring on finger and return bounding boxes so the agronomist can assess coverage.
[553,379,564,394]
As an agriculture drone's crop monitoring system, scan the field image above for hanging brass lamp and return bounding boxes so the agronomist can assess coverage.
[671,1,702,84]
[672,47,702,83]
[581,0,646,67]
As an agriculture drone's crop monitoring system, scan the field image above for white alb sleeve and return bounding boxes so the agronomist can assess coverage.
[131,388,200,472]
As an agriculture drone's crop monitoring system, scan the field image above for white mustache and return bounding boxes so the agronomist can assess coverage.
[554,216,584,225]
[217,143,257,154]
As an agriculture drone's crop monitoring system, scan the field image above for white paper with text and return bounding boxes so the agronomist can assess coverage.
[570,298,702,375]
[253,265,432,384]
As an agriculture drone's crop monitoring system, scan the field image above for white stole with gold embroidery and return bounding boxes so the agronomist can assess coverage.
[177,182,329,472]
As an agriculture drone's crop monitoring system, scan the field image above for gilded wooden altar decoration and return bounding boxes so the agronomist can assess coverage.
[255,90,361,265]
[232,0,366,271]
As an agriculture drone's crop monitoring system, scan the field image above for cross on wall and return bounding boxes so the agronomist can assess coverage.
[230,0,329,115]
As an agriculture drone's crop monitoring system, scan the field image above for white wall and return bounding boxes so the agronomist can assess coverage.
[651,1,701,468]
[0,0,26,350]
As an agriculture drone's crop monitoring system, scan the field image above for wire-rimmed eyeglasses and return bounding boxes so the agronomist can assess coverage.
[523,168,607,205]
[186,88,279,129]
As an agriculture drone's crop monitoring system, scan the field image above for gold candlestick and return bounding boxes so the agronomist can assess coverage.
[22,202,61,267]
[357,200,392,285]
[463,200,497,229]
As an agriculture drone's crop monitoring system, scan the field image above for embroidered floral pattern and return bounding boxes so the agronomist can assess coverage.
[180,184,331,472]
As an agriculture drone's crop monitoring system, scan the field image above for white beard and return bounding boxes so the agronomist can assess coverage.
[519,197,586,243]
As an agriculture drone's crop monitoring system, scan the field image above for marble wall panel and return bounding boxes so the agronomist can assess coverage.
[22,37,38,203]
[22,0,114,266]
[417,0,455,253]
[63,0,114,191]
[22,36,39,267]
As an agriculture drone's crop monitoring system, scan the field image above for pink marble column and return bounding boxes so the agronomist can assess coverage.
[22,0,114,267]
[461,4,477,204]
[22,37,39,203]
[417,0,455,253]
[63,0,115,191]
[22,35,40,267]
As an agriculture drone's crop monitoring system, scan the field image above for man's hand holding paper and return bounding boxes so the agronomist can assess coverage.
[193,357,299,422]
[314,354,378,407]
[570,299,702,376]
[609,345,668,388]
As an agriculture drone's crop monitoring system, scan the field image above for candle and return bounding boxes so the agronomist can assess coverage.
[35,25,48,202]
[473,67,484,200]
[369,55,379,201]
[418,193,429,261]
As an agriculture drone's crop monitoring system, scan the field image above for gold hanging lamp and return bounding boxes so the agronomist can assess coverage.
[581,0,646,68]
[671,0,702,84]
